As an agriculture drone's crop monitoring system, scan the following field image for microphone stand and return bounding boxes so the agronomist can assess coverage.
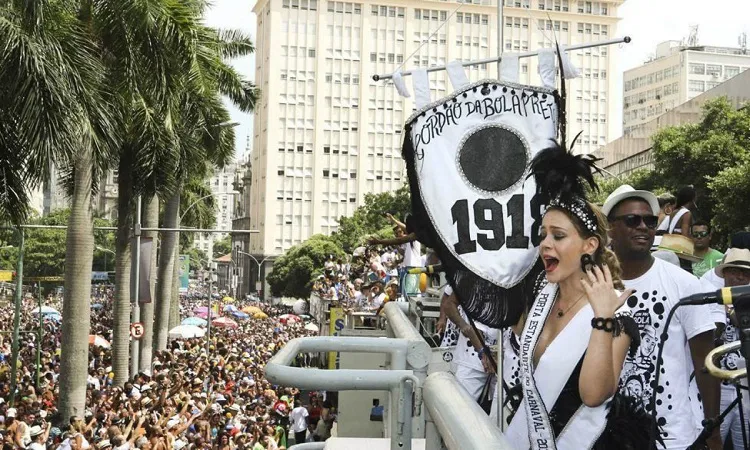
[688,395,740,449]
[691,305,750,449]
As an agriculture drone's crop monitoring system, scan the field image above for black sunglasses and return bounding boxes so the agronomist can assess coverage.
[611,214,659,229]
[692,231,710,238]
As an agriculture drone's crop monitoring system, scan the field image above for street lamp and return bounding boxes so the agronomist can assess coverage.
[95,246,115,273]
[180,191,240,222]
[206,262,217,360]
[236,249,272,301]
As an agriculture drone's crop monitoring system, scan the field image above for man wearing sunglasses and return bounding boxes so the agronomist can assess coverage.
[690,220,724,278]
[602,185,720,450]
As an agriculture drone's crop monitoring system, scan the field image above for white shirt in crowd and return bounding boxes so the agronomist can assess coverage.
[619,258,716,450]
[289,406,309,433]
[353,290,365,307]
[372,293,386,309]
[380,251,395,267]
[700,268,725,290]
[401,241,422,267]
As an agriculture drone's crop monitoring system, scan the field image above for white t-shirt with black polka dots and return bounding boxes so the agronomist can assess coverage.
[619,258,716,450]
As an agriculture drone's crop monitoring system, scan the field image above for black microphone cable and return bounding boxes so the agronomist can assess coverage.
[647,303,682,449]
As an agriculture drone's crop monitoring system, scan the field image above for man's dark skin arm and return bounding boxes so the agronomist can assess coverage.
[689,330,722,450]
[441,292,494,373]
[368,232,417,246]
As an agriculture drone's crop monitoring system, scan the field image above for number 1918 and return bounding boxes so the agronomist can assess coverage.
[450,194,543,255]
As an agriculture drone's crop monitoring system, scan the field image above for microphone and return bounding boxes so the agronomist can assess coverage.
[407,264,443,275]
[679,285,750,306]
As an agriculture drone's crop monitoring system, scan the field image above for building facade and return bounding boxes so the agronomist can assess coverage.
[193,163,240,258]
[230,153,261,299]
[249,0,625,265]
[622,41,750,138]
[597,68,750,176]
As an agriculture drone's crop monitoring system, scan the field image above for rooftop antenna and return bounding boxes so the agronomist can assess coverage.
[739,32,747,55]
[687,25,699,47]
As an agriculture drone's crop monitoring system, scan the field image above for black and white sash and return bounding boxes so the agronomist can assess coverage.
[506,282,609,450]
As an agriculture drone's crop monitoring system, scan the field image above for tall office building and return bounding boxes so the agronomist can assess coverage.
[249,0,624,269]
[193,164,240,258]
[622,40,750,137]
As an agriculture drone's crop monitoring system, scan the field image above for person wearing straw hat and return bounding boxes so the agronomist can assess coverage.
[27,423,50,450]
[712,248,750,449]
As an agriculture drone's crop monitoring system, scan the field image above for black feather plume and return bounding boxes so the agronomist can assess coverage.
[555,40,568,150]
[529,141,602,203]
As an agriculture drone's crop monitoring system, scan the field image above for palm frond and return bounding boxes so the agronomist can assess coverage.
[215,28,255,59]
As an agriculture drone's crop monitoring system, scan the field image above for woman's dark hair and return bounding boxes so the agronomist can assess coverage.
[690,219,711,233]
[731,232,750,250]
[657,193,675,208]
[675,185,696,207]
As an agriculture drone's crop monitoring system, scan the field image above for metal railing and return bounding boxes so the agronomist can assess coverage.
[265,335,421,450]
[423,372,511,450]
[266,301,513,450]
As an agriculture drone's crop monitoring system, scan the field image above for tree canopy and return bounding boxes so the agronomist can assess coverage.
[652,97,750,223]
[266,185,411,299]
[266,235,345,299]
[331,184,411,253]
[0,209,115,276]
[213,235,233,258]
[588,97,750,247]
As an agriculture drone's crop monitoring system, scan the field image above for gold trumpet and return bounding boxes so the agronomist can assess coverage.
[705,341,747,382]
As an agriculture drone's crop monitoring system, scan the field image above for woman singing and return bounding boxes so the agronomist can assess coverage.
[505,144,651,450]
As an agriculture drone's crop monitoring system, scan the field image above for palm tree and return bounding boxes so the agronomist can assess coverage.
[97,0,202,386]
[152,24,258,351]
[1,0,119,419]
[138,195,159,371]
[0,2,95,223]
[55,0,202,412]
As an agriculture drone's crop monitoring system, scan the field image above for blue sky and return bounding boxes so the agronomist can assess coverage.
[204,0,750,155]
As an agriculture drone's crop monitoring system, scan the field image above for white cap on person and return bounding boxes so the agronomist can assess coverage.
[601,184,660,217]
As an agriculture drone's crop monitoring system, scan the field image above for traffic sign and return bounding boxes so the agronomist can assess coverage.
[130,322,144,339]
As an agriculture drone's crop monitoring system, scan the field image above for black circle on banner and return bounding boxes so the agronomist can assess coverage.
[458,125,529,194]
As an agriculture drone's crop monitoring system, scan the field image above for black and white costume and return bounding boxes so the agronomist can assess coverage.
[505,280,641,449]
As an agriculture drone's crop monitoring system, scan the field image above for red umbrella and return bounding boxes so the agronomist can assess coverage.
[211,317,239,329]
[89,335,110,348]
[278,314,302,324]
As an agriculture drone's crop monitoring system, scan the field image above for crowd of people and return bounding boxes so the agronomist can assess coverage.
[312,213,436,317]
[0,285,333,450]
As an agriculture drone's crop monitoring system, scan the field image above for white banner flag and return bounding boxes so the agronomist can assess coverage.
[403,80,558,326]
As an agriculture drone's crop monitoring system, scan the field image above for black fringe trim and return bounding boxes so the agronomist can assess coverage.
[594,393,664,450]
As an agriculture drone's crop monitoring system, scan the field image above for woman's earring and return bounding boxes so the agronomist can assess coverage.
[580,254,594,272]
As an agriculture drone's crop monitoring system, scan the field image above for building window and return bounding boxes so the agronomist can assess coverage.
[726,66,740,78]
[689,80,704,92]
[277,170,285,176]
[706,65,722,77]
[323,170,330,177]
[323,146,330,154]
[689,63,705,75]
